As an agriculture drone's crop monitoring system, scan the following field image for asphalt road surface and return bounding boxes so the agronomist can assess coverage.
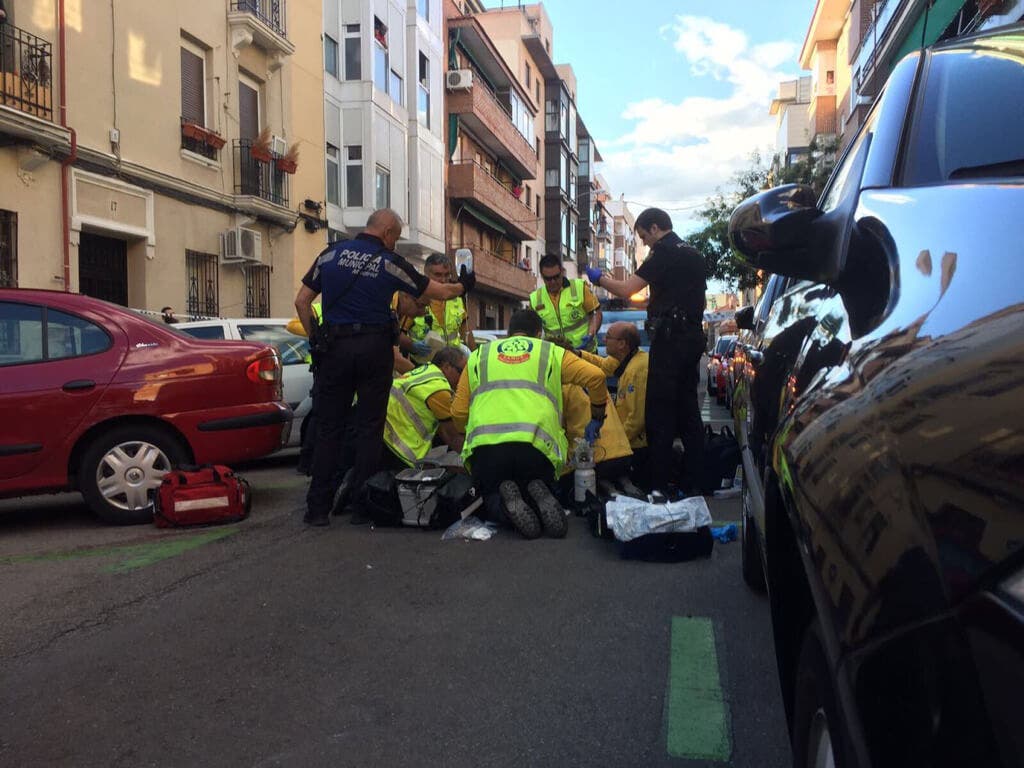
[0,392,790,768]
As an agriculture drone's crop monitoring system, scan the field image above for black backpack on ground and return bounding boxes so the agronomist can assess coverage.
[700,425,741,495]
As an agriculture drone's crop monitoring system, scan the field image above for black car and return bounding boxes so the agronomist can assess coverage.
[727,25,1024,768]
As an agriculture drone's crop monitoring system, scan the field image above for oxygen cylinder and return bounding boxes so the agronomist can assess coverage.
[573,438,597,504]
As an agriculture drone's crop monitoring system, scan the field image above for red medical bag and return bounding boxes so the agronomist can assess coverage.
[153,465,251,528]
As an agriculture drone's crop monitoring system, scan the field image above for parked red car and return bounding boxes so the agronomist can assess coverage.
[0,289,291,524]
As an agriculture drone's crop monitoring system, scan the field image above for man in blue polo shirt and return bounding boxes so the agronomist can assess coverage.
[294,208,474,526]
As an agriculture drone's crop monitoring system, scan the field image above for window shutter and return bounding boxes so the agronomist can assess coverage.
[238,82,259,141]
[180,48,205,126]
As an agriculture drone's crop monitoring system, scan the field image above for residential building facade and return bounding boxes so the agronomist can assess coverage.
[0,0,325,317]
[801,0,1023,150]
[769,75,812,176]
[322,0,446,262]
[444,0,540,329]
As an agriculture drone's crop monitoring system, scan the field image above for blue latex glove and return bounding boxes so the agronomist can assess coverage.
[585,267,604,284]
[410,340,431,357]
[576,334,593,351]
[584,419,603,445]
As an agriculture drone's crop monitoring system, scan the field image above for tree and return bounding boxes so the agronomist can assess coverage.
[689,137,837,290]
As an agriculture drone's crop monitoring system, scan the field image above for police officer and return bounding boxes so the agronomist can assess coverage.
[530,254,602,351]
[586,207,706,496]
[295,208,474,527]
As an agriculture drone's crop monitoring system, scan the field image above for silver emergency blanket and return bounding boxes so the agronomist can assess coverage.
[605,495,712,542]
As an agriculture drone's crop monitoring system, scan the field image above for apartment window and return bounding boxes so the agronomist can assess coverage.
[417,52,430,128]
[375,167,390,209]
[417,0,429,21]
[346,146,363,207]
[344,24,361,80]
[244,265,271,318]
[535,80,540,103]
[373,17,388,93]
[185,250,220,317]
[568,216,577,258]
[509,90,533,144]
[579,138,591,177]
[326,143,340,205]
[545,98,558,133]
[390,69,403,107]
[524,63,531,89]
[238,72,261,141]
[324,34,339,78]
[560,149,569,195]
[0,211,16,288]
[328,228,345,243]
[180,43,206,126]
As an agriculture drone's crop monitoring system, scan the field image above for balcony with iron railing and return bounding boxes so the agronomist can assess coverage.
[448,160,538,241]
[228,0,294,56]
[0,23,53,121]
[234,139,288,207]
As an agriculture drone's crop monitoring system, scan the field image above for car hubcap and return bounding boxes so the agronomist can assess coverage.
[807,708,835,768]
[95,440,172,512]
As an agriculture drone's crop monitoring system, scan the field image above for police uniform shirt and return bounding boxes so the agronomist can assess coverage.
[635,231,706,318]
[302,233,429,325]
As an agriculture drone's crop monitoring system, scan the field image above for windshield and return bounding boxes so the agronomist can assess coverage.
[238,325,309,365]
[596,311,650,350]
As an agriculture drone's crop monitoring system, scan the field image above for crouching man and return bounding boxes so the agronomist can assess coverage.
[451,309,608,539]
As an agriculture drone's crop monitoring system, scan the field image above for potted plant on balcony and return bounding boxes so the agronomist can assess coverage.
[250,127,273,163]
[275,141,300,174]
[203,130,227,150]
[181,120,205,141]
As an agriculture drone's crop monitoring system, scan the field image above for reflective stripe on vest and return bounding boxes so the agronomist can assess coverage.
[529,279,591,348]
[462,336,567,475]
[383,364,451,466]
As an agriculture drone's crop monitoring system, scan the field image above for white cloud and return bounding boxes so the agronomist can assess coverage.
[596,15,801,232]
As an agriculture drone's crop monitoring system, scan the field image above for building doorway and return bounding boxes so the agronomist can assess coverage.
[79,232,128,306]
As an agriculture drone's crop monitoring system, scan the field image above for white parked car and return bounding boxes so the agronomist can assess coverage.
[176,318,311,448]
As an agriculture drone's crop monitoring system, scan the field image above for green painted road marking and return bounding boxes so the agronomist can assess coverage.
[667,616,731,762]
[0,528,238,573]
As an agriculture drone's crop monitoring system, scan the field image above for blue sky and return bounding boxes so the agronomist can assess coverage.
[485,0,817,231]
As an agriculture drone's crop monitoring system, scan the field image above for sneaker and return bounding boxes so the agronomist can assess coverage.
[498,481,541,539]
[303,511,329,527]
[526,480,567,539]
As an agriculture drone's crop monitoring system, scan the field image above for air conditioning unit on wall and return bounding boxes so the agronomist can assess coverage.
[220,226,263,265]
[446,69,473,91]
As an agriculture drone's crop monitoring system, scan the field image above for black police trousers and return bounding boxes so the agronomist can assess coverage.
[306,328,393,518]
[645,325,705,492]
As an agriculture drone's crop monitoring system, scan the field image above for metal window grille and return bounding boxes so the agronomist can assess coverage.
[234,139,289,206]
[229,0,286,37]
[185,250,219,317]
[0,210,16,288]
[244,265,271,318]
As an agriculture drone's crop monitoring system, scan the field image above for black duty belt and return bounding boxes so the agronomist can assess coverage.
[328,322,393,337]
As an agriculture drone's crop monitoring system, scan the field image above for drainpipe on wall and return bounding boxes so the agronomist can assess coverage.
[58,0,77,292]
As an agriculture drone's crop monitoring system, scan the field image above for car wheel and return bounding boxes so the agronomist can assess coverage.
[78,424,188,525]
[741,486,766,592]
[792,622,847,768]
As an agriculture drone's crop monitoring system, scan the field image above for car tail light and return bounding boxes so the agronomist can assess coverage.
[247,353,281,384]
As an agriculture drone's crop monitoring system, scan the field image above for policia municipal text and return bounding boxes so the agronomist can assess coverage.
[586,207,707,496]
[294,209,475,527]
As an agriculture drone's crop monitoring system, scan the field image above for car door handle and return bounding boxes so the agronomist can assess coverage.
[62,379,96,392]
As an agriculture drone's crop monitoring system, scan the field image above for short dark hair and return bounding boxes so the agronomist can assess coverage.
[538,254,562,272]
[424,252,450,269]
[635,208,673,233]
[508,309,544,337]
[432,346,466,369]
[161,306,173,313]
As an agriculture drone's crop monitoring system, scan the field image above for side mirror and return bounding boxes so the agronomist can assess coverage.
[729,184,823,279]
[735,305,755,331]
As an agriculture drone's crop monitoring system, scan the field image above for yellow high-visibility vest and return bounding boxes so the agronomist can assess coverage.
[529,278,594,350]
[462,336,567,475]
[383,363,452,466]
